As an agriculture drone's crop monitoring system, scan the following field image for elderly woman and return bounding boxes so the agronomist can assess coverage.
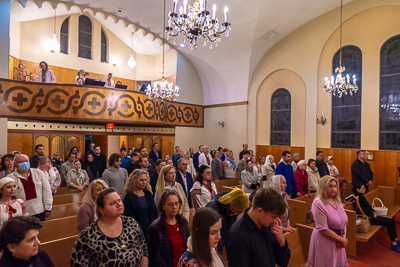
[293,160,311,197]
[71,188,149,266]
[307,159,321,193]
[147,190,190,267]
[154,165,190,221]
[307,176,349,267]
[65,159,89,194]
[269,175,295,233]
[123,169,158,235]
[0,178,28,228]
[190,165,217,211]
[0,154,15,179]
[262,155,276,188]
[223,150,236,179]
[241,159,260,193]
[76,179,108,231]
[38,156,61,195]
[326,156,339,178]
[0,216,55,266]
[206,187,249,253]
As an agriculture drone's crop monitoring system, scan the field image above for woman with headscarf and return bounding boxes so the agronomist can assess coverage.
[262,155,276,188]
[65,159,89,194]
[307,159,321,193]
[269,175,295,233]
[241,159,260,194]
[206,187,249,253]
[326,156,339,178]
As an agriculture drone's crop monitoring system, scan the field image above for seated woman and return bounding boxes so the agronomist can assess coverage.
[85,153,99,182]
[0,154,15,179]
[293,160,311,198]
[76,179,108,231]
[123,169,158,235]
[147,190,190,267]
[306,159,321,193]
[154,165,190,221]
[269,175,295,233]
[326,156,340,178]
[0,216,55,266]
[0,178,28,229]
[177,207,228,267]
[65,159,89,194]
[353,184,400,252]
[307,176,349,267]
[38,156,61,196]
[206,187,249,253]
[190,165,217,211]
[262,155,276,188]
[71,188,149,266]
[241,159,260,193]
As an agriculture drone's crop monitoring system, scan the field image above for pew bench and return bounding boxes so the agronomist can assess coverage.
[286,193,315,226]
[221,185,241,191]
[41,235,78,267]
[283,226,312,267]
[56,187,68,195]
[47,202,82,220]
[38,215,79,243]
[215,178,240,192]
[53,191,85,205]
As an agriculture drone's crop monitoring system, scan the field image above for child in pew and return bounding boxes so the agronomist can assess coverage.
[353,184,400,253]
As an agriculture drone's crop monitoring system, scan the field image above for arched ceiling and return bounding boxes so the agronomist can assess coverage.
[10,0,355,104]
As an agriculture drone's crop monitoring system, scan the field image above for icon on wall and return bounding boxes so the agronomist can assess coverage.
[365,151,374,161]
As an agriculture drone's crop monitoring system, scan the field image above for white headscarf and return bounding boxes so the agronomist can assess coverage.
[0,177,15,189]
[269,175,284,194]
[264,155,276,167]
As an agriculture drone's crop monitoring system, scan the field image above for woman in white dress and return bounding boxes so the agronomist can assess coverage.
[0,178,28,229]
[262,155,276,188]
[38,156,61,195]
[190,165,217,211]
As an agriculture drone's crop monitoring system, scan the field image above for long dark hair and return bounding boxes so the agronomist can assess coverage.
[0,154,14,171]
[195,165,211,187]
[192,207,227,267]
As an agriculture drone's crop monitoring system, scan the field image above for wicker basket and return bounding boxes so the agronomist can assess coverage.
[372,198,388,216]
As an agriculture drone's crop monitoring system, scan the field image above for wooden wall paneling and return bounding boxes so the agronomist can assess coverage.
[8,132,33,156]
[256,145,304,164]
[162,135,175,158]
[127,135,134,151]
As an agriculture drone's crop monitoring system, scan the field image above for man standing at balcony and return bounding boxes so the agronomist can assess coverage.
[149,143,162,163]
[102,153,128,195]
[104,73,114,88]
[94,146,107,176]
[38,61,56,83]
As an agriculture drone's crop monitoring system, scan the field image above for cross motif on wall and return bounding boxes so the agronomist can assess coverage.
[12,93,28,106]
[169,109,175,118]
[51,95,65,108]
[88,97,101,110]
[121,100,131,112]
[185,110,191,120]
[146,104,153,113]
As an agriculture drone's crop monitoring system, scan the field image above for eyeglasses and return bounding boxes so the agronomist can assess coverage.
[166,202,180,207]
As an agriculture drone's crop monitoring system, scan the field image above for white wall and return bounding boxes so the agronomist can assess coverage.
[9,20,20,59]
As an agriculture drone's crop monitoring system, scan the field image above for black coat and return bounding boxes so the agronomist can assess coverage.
[93,153,107,176]
[315,159,330,178]
[351,159,373,188]
[149,150,162,164]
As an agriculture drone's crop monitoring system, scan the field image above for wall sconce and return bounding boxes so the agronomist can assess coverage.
[218,118,225,127]
[110,56,120,66]
[316,111,327,125]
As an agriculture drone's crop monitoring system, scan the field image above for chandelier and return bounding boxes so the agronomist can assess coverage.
[323,0,358,98]
[146,0,180,101]
[165,0,231,50]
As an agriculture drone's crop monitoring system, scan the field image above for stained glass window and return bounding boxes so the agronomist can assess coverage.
[78,15,92,59]
[60,17,69,54]
[380,35,400,150]
[271,88,291,146]
[101,28,107,63]
[331,45,362,148]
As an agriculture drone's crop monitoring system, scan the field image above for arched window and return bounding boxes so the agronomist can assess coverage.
[101,28,108,63]
[78,15,92,59]
[270,88,291,146]
[331,45,362,149]
[60,17,69,54]
[380,35,400,150]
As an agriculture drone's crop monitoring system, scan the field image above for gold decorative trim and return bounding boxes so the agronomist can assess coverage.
[204,101,248,108]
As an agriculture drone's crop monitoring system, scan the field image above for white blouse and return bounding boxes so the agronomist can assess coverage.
[190,181,217,210]
[0,199,28,228]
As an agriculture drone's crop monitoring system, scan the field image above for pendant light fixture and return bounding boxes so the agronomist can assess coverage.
[50,7,60,53]
[128,32,136,68]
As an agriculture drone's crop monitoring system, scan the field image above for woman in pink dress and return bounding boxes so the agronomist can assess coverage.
[307,176,349,267]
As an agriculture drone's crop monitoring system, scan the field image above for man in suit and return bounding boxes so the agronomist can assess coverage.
[149,143,162,163]
[315,151,330,178]
[193,145,203,172]
[175,158,194,208]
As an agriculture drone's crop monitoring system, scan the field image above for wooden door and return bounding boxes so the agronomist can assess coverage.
[8,133,34,156]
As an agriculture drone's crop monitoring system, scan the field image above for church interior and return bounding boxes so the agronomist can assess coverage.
[1,0,400,266]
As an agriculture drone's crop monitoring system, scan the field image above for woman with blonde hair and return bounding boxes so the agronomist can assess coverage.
[307,176,349,267]
[76,179,108,231]
[122,169,158,235]
[154,165,190,221]
[269,175,294,233]
[38,156,61,195]
[262,155,276,188]
[184,151,196,178]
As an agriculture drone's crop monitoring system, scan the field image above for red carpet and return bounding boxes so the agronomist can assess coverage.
[347,213,400,267]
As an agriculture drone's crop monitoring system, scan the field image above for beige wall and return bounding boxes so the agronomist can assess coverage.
[10,20,20,59]
[107,135,120,159]
[256,69,306,147]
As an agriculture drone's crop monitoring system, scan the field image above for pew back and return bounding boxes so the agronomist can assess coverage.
[215,179,240,193]
[47,202,82,220]
[56,187,67,195]
[53,192,85,205]
[41,235,78,267]
[38,215,79,243]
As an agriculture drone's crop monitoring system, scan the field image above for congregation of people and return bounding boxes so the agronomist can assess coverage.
[0,142,399,267]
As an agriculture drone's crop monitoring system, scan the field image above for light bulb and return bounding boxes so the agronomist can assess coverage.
[128,55,136,68]
[50,34,60,53]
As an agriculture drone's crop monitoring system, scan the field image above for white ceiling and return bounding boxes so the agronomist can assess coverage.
[10,0,355,104]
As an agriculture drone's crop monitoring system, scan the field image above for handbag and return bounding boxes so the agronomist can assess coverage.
[356,214,371,233]
[372,198,388,216]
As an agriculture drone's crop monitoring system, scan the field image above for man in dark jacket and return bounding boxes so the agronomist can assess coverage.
[351,150,373,193]
[193,145,203,172]
[133,147,156,176]
[149,143,162,163]
[93,146,107,176]
[175,158,194,208]
[239,143,249,162]
[315,151,330,178]
[29,144,57,168]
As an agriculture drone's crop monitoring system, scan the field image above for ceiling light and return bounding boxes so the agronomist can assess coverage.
[50,8,60,53]
[180,43,185,48]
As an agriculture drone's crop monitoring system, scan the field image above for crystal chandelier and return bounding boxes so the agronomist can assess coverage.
[323,0,358,98]
[146,0,180,101]
[165,0,231,50]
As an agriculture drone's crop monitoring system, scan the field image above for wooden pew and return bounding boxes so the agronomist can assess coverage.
[215,178,240,193]
[56,187,68,195]
[286,193,315,226]
[41,235,78,267]
[221,185,241,191]
[284,227,311,267]
[53,192,85,205]
[47,202,82,220]
[38,215,79,243]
